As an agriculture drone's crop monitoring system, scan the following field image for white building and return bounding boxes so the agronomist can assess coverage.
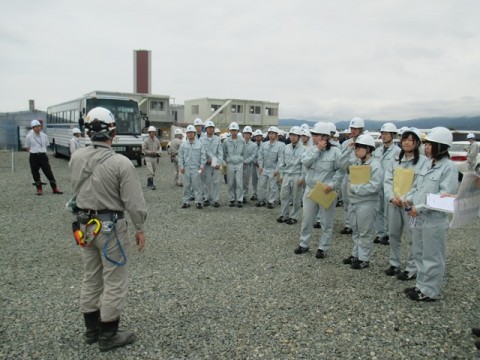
[184,98,279,131]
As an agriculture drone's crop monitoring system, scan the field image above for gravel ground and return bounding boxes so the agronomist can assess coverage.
[1,151,480,359]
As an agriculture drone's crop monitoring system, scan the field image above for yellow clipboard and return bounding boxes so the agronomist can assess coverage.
[307,182,338,209]
[349,165,371,185]
[393,168,414,197]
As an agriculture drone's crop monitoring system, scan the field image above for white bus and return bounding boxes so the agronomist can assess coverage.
[46,94,144,166]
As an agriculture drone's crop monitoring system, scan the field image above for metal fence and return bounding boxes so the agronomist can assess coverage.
[0,149,15,172]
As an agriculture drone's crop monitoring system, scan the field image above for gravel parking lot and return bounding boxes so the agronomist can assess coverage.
[1,151,479,359]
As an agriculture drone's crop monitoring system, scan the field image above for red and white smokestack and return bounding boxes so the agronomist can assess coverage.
[133,50,151,94]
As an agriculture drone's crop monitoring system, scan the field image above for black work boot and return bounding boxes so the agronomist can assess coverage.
[83,310,100,344]
[147,177,152,188]
[98,319,135,352]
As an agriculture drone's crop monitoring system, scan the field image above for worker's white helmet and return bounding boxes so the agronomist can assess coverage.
[193,118,203,126]
[349,117,365,129]
[254,129,263,136]
[229,122,240,131]
[204,120,215,128]
[301,123,310,131]
[380,123,398,134]
[72,127,82,135]
[186,125,196,133]
[402,127,422,145]
[243,126,253,133]
[310,123,331,136]
[425,127,453,147]
[289,126,303,136]
[326,122,337,134]
[147,126,156,133]
[355,134,376,148]
[267,126,278,133]
[214,128,221,134]
[85,107,116,139]
[302,129,311,137]
[31,119,42,127]
[467,133,476,140]
[174,129,183,136]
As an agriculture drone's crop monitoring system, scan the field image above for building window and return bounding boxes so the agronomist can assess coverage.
[150,101,164,111]
[211,104,225,114]
[231,105,243,113]
[249,106,261,114]
[266,107,278,116]
[191,105,199,115]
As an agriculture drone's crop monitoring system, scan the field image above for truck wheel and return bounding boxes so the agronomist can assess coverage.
[137,158,142,167]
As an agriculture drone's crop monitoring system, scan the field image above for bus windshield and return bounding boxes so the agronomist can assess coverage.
[86,98,141,135]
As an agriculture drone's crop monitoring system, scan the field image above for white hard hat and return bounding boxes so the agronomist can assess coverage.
[204,120,215,128]
[326,122,337,134]
[31,119,41,127]
[314,122,325,128]
[380,123,398,133]
[355,134,376,148]
[467,133,476,140]
[398,126,409,135]
[229,122,239,131]
[72,127,81,135]
[85,107,116,138]
[186,125,196,133]
[349,117,365,129]
[243,126,253,133]
[425,127,452,147]
[301,123,310,131]
[402,127,422,143]
[193,118,203,126]
[267,126,278,133]
[302,129,311,137]
[174,129,183,136]
[214,128,221,134]
[289,126,303,136]
[220,133,228,140]
[310,123,331,136]
[254,129,263,136]
[147,126,156,132]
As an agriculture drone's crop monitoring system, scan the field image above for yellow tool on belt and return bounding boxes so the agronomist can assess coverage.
[72,218,102,247]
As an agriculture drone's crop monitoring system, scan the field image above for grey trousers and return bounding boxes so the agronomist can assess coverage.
[80,219,131,322]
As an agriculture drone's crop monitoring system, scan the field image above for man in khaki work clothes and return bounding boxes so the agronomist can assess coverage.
[142,126,162,190]
[69,107,147,352]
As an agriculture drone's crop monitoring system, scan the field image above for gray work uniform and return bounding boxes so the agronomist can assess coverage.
[223,137,246,202]
[70,136,81,155]
[258,140,285,205]
[179,139,206,204]
[169,137,183,186]
[347,157,384,262]
[279,143,305,221]
[69,142,147,322]
[406,157,458,299]
[251,142,262,197]
[467,141,479,171]
[201,135,223,203]
[373,143,401,238]
[384,154,428,274]
[339,138,357,227]
[142,136,161,178]
[243,140,257,199]
[299,144,343,251]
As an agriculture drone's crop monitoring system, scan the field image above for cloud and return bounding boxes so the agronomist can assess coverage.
[1,0,479,121]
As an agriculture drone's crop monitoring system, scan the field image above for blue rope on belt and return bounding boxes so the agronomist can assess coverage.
[102,215,127,266]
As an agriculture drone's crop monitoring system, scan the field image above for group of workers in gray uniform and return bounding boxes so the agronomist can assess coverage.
[175,116,469,305]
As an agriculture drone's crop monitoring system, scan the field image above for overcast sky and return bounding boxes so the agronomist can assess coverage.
[1,0,479,122]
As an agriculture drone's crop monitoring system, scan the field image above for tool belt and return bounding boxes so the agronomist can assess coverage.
[78,209,125,221]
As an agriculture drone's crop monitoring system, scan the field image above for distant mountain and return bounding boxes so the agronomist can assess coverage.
[279,116,480,131]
